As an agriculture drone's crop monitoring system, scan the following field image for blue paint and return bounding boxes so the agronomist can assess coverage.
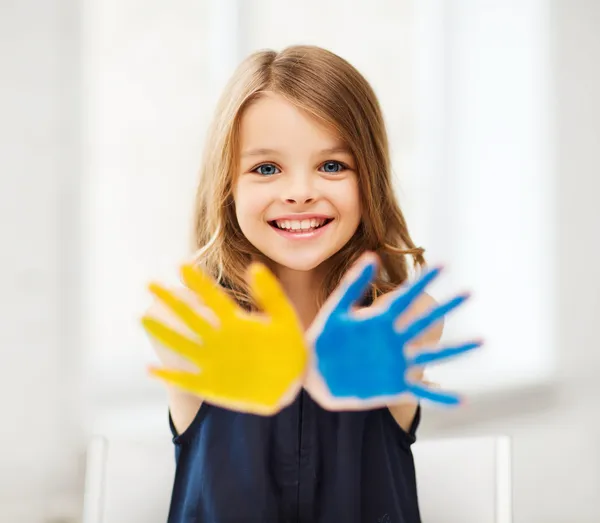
[314,262,480,405]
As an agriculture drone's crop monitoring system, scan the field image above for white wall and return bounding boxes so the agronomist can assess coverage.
[421,2,600,522]
[0,0,83,520]
[80,0,214,409]
[413,0,557,394]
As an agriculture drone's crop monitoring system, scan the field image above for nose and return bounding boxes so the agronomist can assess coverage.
[285,195,315,204]
[282,172,316,205]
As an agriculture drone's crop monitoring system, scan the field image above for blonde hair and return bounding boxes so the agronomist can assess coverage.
[191,45,425,309]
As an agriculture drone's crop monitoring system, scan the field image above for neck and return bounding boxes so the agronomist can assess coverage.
[272,264,327,330]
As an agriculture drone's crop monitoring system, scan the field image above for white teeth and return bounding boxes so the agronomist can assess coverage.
[274,218,328,231]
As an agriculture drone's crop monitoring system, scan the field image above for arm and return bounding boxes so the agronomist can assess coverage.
[386,292,444,432]
[144,286,204,436]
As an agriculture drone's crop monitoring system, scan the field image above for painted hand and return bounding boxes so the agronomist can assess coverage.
[304,253,481,410]
[141,263,308,415]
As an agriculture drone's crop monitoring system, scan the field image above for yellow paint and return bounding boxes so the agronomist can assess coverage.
[141,262,308,415]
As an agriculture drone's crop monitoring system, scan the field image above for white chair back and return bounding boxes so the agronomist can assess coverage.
[413,435,513,523]
[83,433,512,523]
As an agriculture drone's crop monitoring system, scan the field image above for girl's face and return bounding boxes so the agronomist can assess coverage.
[234,92,361,274]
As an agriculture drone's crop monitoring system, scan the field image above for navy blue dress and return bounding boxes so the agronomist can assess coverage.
[166,388,422,523]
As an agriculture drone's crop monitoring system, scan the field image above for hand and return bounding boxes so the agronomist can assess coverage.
[304,253,481,410]
[141,262,308,415]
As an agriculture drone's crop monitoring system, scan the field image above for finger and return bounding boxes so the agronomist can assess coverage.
[332,254,378,314]
[148,282,215,341]
[406,383,462,405]
[386,265,443,318]
[148,366,211,394]
[180,264,237,319]
[400,293,470,343]
[409,340,482,366]
[141,316,204,363]
[247,263,297,321]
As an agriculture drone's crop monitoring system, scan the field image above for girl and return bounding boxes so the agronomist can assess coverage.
[147,44,462,523]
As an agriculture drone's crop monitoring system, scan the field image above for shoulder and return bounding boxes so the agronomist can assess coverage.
[144,284,204,436]
[409,291,444,345]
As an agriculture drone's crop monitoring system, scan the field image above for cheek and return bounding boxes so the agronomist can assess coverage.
[234,181,268,225]
[336,180,361,223]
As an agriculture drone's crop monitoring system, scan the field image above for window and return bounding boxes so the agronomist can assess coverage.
[409,0,557,394]
[81,0,237,410]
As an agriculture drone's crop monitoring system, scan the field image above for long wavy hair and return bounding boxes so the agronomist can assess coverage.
[190,45,426,310]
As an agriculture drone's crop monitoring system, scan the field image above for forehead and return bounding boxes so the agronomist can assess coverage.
[238,92,346,155]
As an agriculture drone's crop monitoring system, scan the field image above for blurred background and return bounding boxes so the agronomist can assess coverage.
[1,0,599,521]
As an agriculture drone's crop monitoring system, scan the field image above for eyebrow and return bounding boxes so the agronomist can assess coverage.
[241,146,352,158]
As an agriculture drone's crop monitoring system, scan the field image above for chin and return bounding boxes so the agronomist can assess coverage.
[263,249,334,273]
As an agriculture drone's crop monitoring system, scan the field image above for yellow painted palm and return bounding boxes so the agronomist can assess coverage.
[141,262,308,415]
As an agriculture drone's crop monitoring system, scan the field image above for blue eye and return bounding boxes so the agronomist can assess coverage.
[254,163,280,176]
[320,161,346,173]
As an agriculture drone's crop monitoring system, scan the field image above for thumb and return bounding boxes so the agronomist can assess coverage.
[247,262,298,322]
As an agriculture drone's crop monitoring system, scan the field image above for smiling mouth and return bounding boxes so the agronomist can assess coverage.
[268,217,334,233]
